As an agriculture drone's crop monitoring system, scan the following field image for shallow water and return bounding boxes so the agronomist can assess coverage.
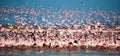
[0,50,120,56]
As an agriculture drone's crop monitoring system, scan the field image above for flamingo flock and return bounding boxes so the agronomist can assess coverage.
[0,7,120,51]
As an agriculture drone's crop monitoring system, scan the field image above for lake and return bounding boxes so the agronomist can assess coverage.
[0,50,120,56]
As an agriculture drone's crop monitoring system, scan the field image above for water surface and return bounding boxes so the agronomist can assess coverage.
[0,50,120,56]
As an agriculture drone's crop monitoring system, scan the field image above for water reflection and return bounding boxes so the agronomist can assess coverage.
[0,50,120,56]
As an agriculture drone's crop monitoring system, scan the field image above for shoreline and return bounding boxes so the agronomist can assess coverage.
[0,44,120,52]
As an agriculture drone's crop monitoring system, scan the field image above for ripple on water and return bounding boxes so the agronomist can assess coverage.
[0,50,120,56]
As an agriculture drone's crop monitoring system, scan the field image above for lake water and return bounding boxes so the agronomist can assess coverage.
[0,50,120,56]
